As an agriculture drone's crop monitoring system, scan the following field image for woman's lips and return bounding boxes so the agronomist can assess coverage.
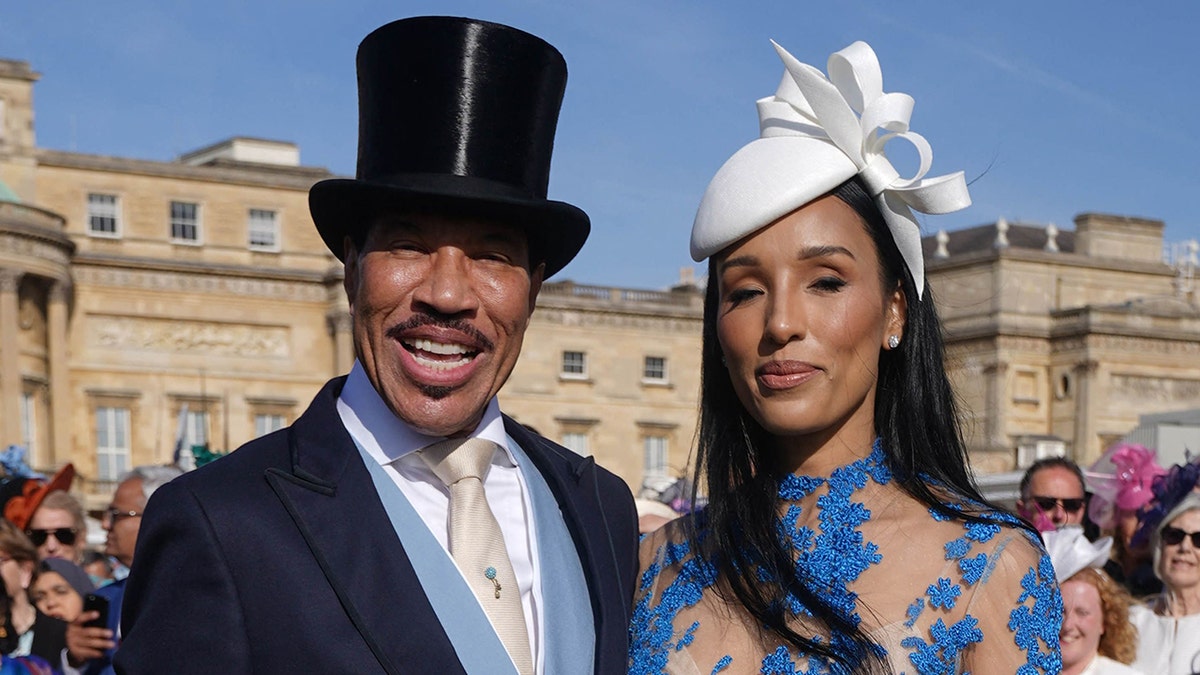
[756,360,820,390]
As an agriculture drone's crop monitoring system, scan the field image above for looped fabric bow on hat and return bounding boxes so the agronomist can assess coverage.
[691,40,971,299]
[1085,442,1166,531]
[1042,525,1113,585]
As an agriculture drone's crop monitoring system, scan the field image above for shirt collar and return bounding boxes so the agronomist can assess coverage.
[336,361,514,467]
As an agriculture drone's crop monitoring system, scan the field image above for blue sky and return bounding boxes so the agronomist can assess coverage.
[4,1,1198,288]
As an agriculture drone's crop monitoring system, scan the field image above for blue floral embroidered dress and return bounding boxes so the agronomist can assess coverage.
[629,444,1062,674]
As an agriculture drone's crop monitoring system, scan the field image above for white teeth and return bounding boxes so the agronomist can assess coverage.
[412,352,470,370]
[407,339,470,355]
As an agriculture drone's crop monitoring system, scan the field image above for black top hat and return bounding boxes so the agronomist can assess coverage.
[309,16,590,278]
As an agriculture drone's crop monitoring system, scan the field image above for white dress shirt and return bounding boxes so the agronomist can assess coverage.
[337,362,544,673]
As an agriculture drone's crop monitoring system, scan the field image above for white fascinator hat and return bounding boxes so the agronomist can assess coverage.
[1041,525,1113,585]
[690,40,971,299]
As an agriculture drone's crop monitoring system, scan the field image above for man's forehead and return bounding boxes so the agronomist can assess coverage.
[1029,466,1085,494]
[112,477,144,504]
[371,212,528,242]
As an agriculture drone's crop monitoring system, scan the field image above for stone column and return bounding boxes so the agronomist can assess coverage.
[47,279,71,465]
[0,270,22,447]
[1072,360,1099,462]
[984,361,1009,452]
[327,311,354,376]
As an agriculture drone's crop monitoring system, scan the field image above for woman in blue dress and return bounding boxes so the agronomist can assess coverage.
[629,40,1062,675]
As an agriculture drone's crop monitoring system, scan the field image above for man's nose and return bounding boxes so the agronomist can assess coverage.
[414,249,480,315]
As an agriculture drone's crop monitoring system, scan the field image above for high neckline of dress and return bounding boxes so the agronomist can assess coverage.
[777,438,890,501]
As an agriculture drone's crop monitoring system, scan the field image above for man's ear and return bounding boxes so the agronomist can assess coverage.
[527,262,545,314]
[342,236,359,303]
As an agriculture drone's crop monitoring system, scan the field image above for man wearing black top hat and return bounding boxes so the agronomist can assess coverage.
[116,17,637,675]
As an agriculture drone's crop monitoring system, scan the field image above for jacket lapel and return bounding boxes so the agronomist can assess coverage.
[267,379,466,674]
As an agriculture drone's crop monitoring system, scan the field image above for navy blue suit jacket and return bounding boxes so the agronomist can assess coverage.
[114,377,638,674]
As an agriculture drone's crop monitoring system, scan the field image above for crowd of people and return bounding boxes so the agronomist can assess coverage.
[0,452,179,674]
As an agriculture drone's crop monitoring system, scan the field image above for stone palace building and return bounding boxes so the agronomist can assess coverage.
[2,57,1198,507]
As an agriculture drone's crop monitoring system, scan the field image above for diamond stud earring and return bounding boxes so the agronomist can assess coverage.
[887,335,901,349]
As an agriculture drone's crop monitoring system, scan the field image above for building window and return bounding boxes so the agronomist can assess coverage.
[87,193,120,237]
[96,406,131,482]
[183,410,209,450]
[561,350,587,378]
[643,356,667,383]
[248,208,279,251]
[19,391,35,457]
[170,201,200,243]
[644,435,668,480]
[562,432,589,456]
[254,414,286,438]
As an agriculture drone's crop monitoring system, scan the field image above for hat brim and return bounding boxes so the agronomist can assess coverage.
[309,178,590,279]
[2,462,75,531]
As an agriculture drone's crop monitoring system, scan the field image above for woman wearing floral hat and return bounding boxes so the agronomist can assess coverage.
[628,39,1061,674]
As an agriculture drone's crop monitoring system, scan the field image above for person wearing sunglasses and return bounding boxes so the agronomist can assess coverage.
[0,519,68,667]
[1130,491,1200,675]
[1017,457,1090,532]
[25,491,87,564]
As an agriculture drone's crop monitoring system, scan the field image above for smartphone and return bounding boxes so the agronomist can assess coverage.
[83,593,109,629]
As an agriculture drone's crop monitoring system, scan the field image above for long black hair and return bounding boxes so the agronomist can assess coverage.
[690,175,1008,671]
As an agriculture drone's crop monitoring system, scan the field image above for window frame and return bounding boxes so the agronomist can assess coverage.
[247,208,280,252]
[642,355,668,384]
[86,193,121,238]
[560,350,587,379]
[643,435,669,481]
[169,200,202,244]
[254,413,287,438]
[95,406,131,482]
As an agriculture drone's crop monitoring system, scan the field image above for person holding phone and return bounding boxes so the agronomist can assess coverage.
[64,466,180,675]
[0,520,67,667]
[29,559,94,624]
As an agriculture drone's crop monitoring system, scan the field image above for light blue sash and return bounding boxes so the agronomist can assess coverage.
[504,434,595,675]
[354,440,517,675]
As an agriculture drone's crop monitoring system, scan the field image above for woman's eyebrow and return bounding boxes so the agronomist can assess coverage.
[797,244,855,261]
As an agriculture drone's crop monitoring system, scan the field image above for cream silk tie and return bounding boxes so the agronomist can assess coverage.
[420,437,534,675]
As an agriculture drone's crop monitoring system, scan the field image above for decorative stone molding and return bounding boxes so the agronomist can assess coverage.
[0,268,20,292]
[1109,374,1200,404]
[244,395,299,407]
[0,232,72,267]
[73,266,326,302]
[89,315,290,358]
[1090,334,1200,356]
[534,308,701,333]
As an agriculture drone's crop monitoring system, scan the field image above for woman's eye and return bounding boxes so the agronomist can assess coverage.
[725,288,761,306]
[811,276,846,292]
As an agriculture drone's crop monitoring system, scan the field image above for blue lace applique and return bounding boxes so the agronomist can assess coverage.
[901,616,983,674]
[1006,553,1062,674]
[958,553,988,586]
[926,577,962,610]
[628,440,1062,675]
[904,597,925,628]
[943,537,970,560]
[965,521,1001,543]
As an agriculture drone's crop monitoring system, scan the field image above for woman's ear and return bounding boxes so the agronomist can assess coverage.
[882,283,907,350]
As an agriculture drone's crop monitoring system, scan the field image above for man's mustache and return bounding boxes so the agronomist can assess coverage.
[385,314,495,351]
